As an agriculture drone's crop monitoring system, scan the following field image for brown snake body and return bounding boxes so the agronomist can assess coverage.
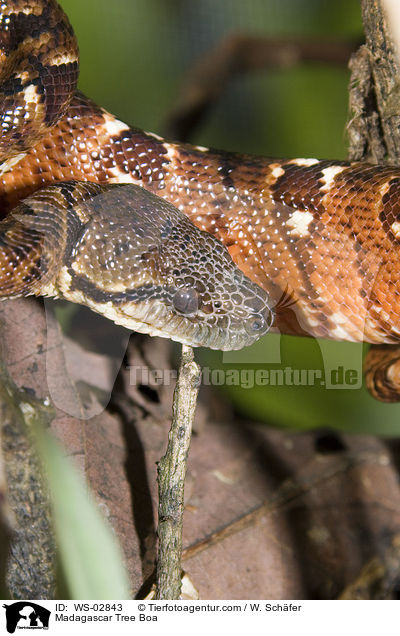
[1,0,400,395]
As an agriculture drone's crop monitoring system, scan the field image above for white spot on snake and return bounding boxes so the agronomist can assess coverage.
[371,305,394,332]
[23,84,40,105]
[102,113,130,138]
[391,221,400,238]
[330,311,352,326]
[288,158,319,167]
[193,144,209,152]
[286,210,313,237]
[270,165,284,179]
[0,152,26,175]
[165,144,179,163]
[3,4,36,14]
[15,71,30,83]
[319,165,346,192]
[51,52,78,66]
[330,323,361,340]
[103,163,137,183]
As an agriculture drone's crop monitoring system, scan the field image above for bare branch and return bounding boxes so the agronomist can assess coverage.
[155,345,201,599]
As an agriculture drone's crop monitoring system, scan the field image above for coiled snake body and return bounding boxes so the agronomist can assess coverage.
[1,0,400,395]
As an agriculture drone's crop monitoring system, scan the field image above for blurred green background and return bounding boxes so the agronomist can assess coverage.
[57,0,400,435]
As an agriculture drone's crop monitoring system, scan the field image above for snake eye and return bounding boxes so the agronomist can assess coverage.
[172,288,199,314]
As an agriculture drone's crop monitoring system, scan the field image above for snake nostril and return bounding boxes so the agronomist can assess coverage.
[244,305,274,337]
[244,313,265,336]
[172,287,199,314]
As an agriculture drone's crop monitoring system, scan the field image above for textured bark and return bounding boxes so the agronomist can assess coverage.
[155,345,201,600]
[348,0,400,162]
[348,1,400,399]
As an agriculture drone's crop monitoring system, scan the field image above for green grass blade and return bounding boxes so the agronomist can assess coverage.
[31,421,130,599]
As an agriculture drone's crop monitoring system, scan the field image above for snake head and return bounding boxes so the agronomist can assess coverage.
[14,181,274,351]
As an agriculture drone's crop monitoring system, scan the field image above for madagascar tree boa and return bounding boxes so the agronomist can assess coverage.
[0,0,398,399]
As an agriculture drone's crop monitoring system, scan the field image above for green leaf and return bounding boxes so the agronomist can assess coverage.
[31,421,130,599]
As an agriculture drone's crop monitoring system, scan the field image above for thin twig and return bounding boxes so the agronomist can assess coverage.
[155,345,201,599]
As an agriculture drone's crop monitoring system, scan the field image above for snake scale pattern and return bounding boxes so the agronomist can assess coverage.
[1,0,400,397]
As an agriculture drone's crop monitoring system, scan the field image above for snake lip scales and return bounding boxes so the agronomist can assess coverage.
[2,0,400,353]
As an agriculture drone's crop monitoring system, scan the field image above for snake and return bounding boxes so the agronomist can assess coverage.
[1,0,400,397]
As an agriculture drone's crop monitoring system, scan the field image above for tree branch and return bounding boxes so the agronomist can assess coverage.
[348,0,400,162]
[155,345,201,599]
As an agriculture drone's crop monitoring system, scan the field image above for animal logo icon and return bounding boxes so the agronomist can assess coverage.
[2,602,50,633]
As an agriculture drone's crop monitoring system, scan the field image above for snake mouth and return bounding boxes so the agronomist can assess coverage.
[118,284,275,349]
[51,258,274,350]
[60,286,273,350]
[133,311,272,350]
[54,258,274,350]
[109,298,274,350]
